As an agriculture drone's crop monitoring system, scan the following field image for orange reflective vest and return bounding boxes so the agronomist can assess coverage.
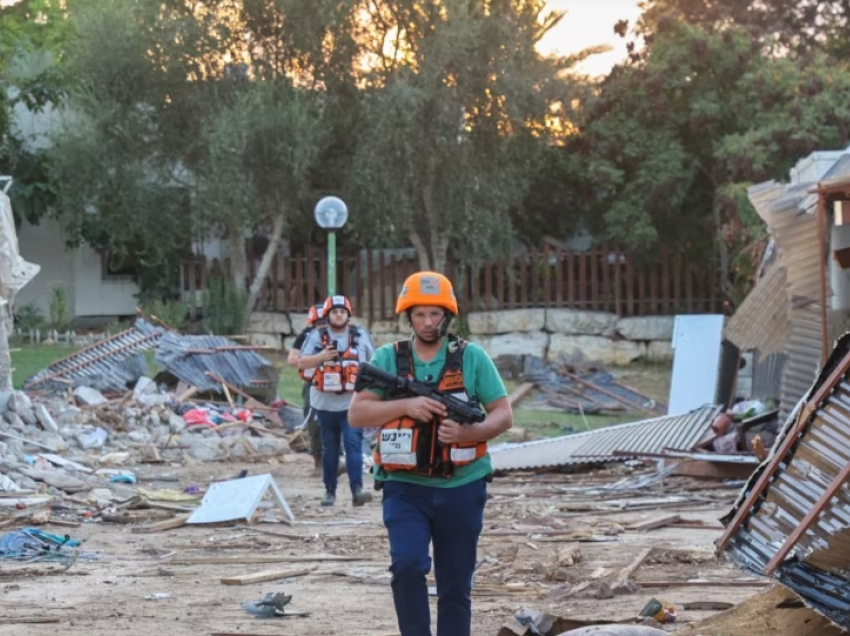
[374,337,488,477]
[300,326,362,394]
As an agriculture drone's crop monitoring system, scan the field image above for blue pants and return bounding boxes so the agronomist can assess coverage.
[382,478,487,636]
[317,409,364,495]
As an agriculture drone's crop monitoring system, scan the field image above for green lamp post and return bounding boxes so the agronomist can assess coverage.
[313,196,349,296]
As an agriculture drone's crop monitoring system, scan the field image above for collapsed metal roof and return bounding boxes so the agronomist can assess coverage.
[25,320,164,392]
[154,330,278,395]
[490,404,720,471]
[724,263,789,357]
[717,332,850,631]
[25,319,278,396]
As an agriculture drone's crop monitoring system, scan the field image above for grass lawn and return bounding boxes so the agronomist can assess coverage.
[10,342,79,389]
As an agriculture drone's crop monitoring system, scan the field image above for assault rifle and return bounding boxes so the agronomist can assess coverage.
[354,363,486,424]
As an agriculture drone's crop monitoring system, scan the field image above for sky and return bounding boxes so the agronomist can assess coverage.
[539,0,644,76]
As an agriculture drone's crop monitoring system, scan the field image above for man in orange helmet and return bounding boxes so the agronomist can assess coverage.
[349,272,512,636]
[299,295,375,507]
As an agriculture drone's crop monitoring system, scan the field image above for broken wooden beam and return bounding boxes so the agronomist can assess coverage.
[220,565,317,586]
[610,546,653,589]
[507,382,535,407]
[169,554,365,565]
[627,514,681,532]
[130,514,189,535]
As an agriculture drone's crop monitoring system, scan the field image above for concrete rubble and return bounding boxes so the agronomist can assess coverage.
[0,381,303,500]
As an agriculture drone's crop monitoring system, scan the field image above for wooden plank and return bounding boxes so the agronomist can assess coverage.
[496,259,506,309]
[626,514,681,532]
[484,258,493,310]
[378,250,386,320]
[610,546,653,588]
[625,249,635,315]
[567,250,575,307]
[130,514,189,535]
[0,617,61,624]
[639,580,770,588]
[169,554,365,565]
[220,565,317,586]
[507,381,535,408]
[543,244,551,306]
[366,249,375,324]
[530,252,540,309]
[613,246,621,315]
[578,250,587,308]
[554,248,563,306]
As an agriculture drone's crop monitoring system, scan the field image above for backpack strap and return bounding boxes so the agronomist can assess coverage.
[395,339,413,379]
[436,336,465,385]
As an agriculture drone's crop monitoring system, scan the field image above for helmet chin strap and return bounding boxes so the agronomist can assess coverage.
[437,311,452,338]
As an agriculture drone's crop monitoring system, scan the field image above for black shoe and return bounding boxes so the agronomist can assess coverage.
[321,491,336,507]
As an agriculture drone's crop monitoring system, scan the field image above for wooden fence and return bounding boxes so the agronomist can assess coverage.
[181,244,725,323]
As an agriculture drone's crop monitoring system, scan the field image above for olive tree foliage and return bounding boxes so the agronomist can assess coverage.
[0,0,74,226]
[345,0,584,271]
[576,12,850,304]
[197,81,324,325]
[46,0,196,302]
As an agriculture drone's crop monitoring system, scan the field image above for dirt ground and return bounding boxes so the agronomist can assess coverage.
[0,453,778,636]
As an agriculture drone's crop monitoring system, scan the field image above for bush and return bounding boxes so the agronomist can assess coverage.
[48,287,73,332]
[141,298,189,331]
[14,302,46,332]
[202,274,247,335]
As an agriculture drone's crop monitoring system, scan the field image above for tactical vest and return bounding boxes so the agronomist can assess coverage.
[300,326,361,394]
[374,336,488,477]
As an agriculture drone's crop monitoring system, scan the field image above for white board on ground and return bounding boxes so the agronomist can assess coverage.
[187,473,294,525]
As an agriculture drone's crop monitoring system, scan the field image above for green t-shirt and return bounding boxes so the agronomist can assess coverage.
[368,336,507,488]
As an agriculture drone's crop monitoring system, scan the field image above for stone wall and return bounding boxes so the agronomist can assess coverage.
[248,308,675,366]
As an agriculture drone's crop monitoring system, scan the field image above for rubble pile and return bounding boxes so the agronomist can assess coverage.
[0,380,303,496]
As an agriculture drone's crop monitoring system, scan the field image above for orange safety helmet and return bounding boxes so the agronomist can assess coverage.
[307,303,325,325]
[322,294,353,317]
[396,271,458,315]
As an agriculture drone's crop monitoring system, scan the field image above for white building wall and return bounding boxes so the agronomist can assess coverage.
[15,217,139,318]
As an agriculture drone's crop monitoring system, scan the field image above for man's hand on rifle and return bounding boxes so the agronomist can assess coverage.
[437,418,473,445]
[406,396,447,423]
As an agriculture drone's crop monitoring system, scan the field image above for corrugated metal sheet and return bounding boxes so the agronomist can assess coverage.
[720,333,850,631]
[751,351,786,402]
[24,319,279,397]
[24,320,164,392]
[725,264,789,356]
[490,404,720,471]
[155,331,279,396]
[768,193,824,417]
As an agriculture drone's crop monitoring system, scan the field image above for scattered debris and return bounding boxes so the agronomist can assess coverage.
[490,404,720,471]
[241,591,310,618]
[513,356,665,415]
[718,332,850,631]
[187,473,294,525]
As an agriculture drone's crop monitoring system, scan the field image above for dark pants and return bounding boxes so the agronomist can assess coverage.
[382,479,487,636]
[317,409,364,495]
[302,383,322,459]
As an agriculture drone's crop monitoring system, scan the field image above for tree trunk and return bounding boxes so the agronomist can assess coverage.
[228,217,248,292]
[242,213,286,329]
[408,228,431,271]
[712,191,735,303]
[420,184,450,273]
[0,302,11,392]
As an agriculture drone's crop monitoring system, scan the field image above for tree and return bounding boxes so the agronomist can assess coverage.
[345,0,580,271]
[637,0,850,58]
[197,80,324,326]
[576,14,850,303]
[0,0,71,225]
